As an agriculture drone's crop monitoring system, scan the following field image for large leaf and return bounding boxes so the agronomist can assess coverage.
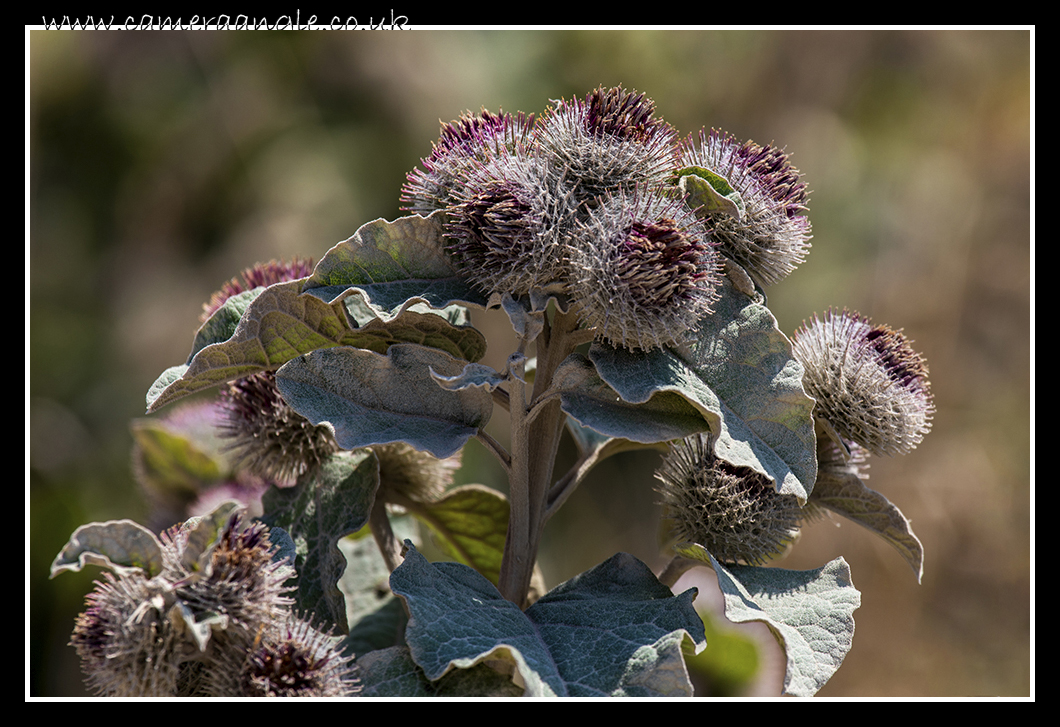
[301,212,490,321]
[676,543,860,697]
[260,450,380,634]
[810,465,924,583]
[356,645,525,697]
[275,343,494,459]
[554,353,711,444]
[50,519,165,579]
[408,484,509,586]
[146,277,486,413]
[588,276,816,502]
[390,542,705,697]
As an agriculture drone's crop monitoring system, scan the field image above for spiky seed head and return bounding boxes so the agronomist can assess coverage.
[203,614,359,698]
[792,309,934,457]
[401,109,536,216]
[70,514,298,696]
[656,433,802,566]
[218,370,340,486]
[373,442,461,505]
[70,570,184,696]
[567,189,720,351]
[201,257,315,323]
[169,516,296,637]
[443,153,565,296]
[680,129,811,287]
[537,85,678,202]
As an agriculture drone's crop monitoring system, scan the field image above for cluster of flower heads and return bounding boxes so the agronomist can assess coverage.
[402,86,812,351]
[68,512,358,697]
[198,259,460,501]
[655,308,933,565]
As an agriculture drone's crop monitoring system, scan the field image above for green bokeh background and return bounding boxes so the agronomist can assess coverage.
[28,29,1031,697]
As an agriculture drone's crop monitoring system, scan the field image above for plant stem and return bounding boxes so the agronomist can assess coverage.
[497,307,579,608]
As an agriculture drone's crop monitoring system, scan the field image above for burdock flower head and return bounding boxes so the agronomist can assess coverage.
[656,433,802,566]
[443,152,562,297]
[400,109,536,216]
[61,506,302,696]
[218,370,340,485]
[680,129,811,288]
[203,613,358,697]
[567,188,720,351]
[792,309,934,457]
[537,85,679,202]
[200,258,340,485]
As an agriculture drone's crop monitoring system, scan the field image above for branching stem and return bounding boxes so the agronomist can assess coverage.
[497,307,580,608]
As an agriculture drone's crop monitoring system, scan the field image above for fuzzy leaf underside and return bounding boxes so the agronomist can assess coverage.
[675,543,860,697]
[275,343,494,459]
[390,542,705,697]
[554,353,711,444]
[588,275,816,502]
[300,211,491,324]
[260,450,380,634]
[810,469,925,582]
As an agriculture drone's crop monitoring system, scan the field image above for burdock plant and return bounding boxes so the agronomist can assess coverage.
[53,86,933,697]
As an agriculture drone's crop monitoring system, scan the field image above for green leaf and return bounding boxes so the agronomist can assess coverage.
[688,545,861,697]
[554,353,711,444]
[588,276,816,502]
[146,276,486,413]
[809,467,925,583]
[391,542,705,697]
[301,212,490,322]
[276,343,494,459]
[675,165,746,221]
[50,518,165,579]
[261,450,380,634]
[410,484,509,586]
[146,279,361,412]
[129,410,228,498]
[684,607,761,697]
[188,288,264,360]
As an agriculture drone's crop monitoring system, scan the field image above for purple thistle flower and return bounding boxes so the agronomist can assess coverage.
[792,309,934,457]
[400,109,536,216]
[680,129,811,287]
[206,614,359,697]
[568,189,720,351]
[442,152,562,297]
[69,514,299,696]
[537,85,678,201]
[218,370,339,486]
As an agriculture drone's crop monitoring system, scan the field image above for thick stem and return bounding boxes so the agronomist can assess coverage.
[497,308,580,608]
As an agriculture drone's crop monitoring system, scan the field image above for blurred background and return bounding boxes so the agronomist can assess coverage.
[28,29,1030,697]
